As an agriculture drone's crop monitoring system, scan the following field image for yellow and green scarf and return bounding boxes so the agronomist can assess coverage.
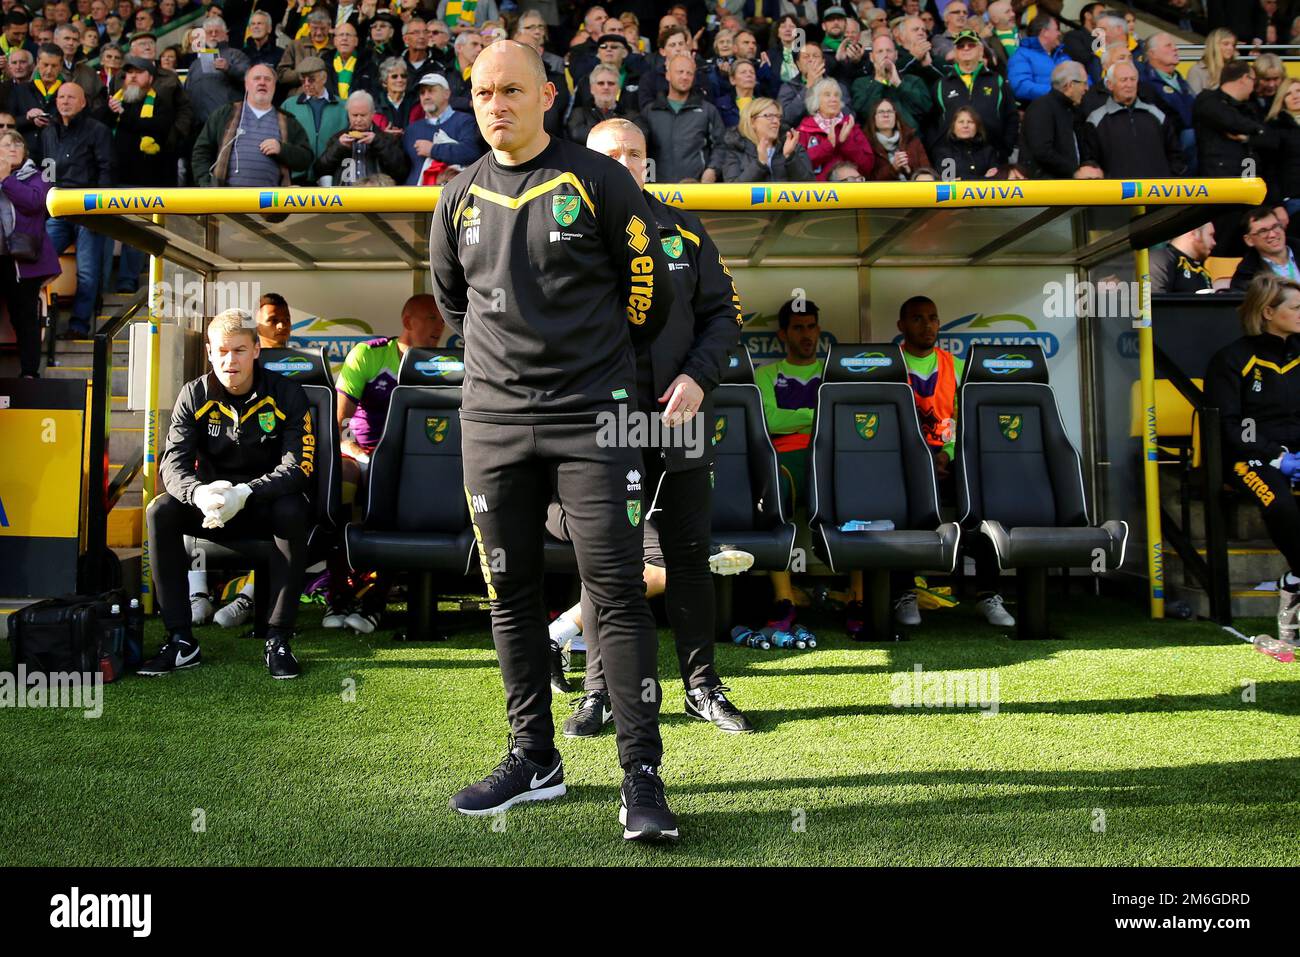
[333,54,356,97]
[444,0,478,27]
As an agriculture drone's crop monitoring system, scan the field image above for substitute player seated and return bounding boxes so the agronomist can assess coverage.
[895,295,1014,628]
[325,293,445,632]
[1206,273,1300,647]
[140,309,316,680]
[192,291,297,630]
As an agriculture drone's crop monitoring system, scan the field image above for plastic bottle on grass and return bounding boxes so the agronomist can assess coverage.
[731,625,770,650]
[1254,635,1297,662]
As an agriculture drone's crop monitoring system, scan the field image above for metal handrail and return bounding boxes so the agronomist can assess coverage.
[1153,342,1232,624]
[82,290,151,593]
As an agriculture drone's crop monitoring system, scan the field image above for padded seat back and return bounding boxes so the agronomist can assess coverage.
[260,347,342,530]
[363,348,468,534]
[809,344,940,531]
[711,348,786,534]
[956,345,1089,530]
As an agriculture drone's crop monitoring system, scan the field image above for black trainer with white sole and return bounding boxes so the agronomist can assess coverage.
[137,635,202,676]
[563,689,613,738]
[685,685,754,734]
[620,765,679,842]
[450,745,566,815]
[265,635,301,679]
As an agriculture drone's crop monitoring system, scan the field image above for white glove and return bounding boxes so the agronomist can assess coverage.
[192,480,233,515]
[201,483,253,529]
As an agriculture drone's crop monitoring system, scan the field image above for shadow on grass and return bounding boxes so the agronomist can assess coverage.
[659,756,1300,809]
[736,680,1300,730]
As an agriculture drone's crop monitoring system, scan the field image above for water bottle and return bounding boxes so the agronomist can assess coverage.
[792,623,818,648]
[1253,635,1297,662]
[125,598,145,668]
[731,625,770,650]
[761,626,799,649]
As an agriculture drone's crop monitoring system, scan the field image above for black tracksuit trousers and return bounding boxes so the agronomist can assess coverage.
[146,491,309,633]
[461,416,662,769]
[568,458,718,694]
[1230,460,1300,574]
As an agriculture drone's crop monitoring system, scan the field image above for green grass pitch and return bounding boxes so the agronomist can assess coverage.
[2,597,1297,866]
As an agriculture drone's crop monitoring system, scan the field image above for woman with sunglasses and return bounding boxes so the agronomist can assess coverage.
[0,130,60,378]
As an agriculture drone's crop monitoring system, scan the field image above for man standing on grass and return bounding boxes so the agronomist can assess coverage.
[428,40,681,842]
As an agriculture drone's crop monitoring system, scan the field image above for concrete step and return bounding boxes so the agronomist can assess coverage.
[109,427,143,463]
[1165,542,1285,591]
[1157,474,1272,541]
[108,505,141,548]
[1168,581,1280,620]
[111,407,144,429]
[42,364,129,393]
[112,547,142,599]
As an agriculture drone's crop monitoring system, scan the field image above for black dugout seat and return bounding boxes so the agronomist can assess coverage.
[955,344,1128,640]
[344,347,477,640]
[808,343,961,641]
[182,346,343,640]
[710,348,798,635]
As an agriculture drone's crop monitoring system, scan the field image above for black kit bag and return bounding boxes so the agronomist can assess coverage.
[6,590,131,681]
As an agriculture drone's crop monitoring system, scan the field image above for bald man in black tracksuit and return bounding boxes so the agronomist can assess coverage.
[429,130,679,837]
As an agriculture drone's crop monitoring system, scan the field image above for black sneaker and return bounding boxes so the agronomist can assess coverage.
[137,634,201,676]
[563,689,613,738]
[265,634,301,679]
[550,639,572,694]
[1279,576,1300,644]
[620,764,679,842]
[449,744,566,815]
[685,684,754,734]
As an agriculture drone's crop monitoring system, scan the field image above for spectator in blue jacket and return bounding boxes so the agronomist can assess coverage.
[1007,12,1070,104]
[401,73,480,185]
[1139,31,1198,173]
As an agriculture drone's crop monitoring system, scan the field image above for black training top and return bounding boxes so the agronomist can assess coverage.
[1205,332,1300,464]
[159,361,315,506]
[429,134,675,423]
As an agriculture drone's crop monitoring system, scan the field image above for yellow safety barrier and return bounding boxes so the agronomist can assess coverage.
[48,178,1268,217]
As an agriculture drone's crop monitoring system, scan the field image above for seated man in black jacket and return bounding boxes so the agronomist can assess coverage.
[141,309,315,680]
[1020,60,1101,179]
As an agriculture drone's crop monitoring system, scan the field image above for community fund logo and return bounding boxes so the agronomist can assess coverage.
[50,887,151,937]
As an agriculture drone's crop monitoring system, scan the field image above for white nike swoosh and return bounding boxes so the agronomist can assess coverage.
[602,708,613,722]
[175,646,199,666]
[530,764,561,789]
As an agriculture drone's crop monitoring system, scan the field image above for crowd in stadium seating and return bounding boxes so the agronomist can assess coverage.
[0,0,1296,192]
